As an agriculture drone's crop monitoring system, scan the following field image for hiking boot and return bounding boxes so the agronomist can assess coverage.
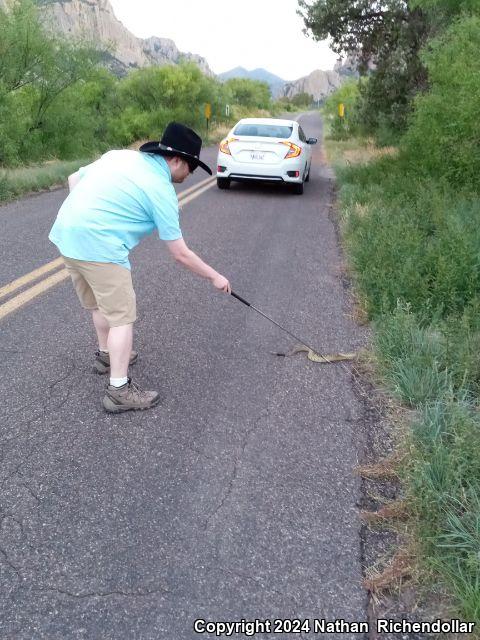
[93,350,138,374]
[102,378,160,413]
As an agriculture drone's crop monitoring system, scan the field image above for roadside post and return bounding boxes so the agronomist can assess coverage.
[338,102,346,135]
[205,103,212,142]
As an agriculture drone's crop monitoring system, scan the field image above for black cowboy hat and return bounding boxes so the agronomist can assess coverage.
[139,122,212,175]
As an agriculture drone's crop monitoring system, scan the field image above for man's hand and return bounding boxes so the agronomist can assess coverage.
[211,274,231,294]
[166,238,231,293]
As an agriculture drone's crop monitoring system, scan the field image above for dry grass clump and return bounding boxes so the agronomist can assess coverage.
[363,548,415,592]
[343,141,398,165]
[355,452,403,480]
[360,499,409,523]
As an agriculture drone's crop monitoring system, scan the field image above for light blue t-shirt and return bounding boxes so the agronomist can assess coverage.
[49,150,182,269]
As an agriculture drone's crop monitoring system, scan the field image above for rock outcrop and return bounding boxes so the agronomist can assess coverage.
[34,0,214,75]
[334,57,358,77]
[283,69,343,102]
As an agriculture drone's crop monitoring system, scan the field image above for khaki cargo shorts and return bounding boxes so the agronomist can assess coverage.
[62,256,137,327]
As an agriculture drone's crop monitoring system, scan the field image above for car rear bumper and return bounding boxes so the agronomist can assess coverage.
[216,156,305,183]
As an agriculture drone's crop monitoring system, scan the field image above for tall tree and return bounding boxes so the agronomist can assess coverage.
[0,0,101,163]
[297,0,431,135]
[224,78,271,110]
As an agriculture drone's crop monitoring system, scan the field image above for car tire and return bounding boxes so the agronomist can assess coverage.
[292,181,304,195]
[217,178,231,190]
[305,166,310,182]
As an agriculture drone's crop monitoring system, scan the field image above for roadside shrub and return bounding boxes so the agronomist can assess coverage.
[223,77,271,110]
[0,2,266,168]
[323,79,362,139]
[328,11,480,620]
[411,0,480,16]
[339,152,480,320]
[404,15,480,188]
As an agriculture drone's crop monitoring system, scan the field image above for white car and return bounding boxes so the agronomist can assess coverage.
[216,117,317,195]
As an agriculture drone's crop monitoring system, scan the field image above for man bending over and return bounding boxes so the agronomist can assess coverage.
[49,122,230,413]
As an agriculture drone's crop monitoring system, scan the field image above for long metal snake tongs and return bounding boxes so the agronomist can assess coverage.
[230,290,357,365]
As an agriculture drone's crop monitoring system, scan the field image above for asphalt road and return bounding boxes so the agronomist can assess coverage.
[0,112,370,639]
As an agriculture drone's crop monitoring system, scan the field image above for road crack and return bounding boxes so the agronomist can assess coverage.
[0,545,21,578]
[203,407,270,530]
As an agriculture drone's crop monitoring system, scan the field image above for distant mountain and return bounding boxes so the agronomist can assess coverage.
[218,65,346,103]
[0,0,346,102]
[218,67,286,98]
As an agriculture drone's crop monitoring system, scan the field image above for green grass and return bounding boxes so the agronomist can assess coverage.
[408,401,480,622]
[0,158,94,202]
[333,151,480,320]
[327,126,480,626]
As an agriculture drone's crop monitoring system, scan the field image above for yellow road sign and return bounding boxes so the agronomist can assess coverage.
[205,103,212,119]
[338,103,345,118]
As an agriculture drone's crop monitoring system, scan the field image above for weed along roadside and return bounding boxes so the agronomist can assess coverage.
[0,159,93,203]
[324,95,480,632]
[0,128,223,204]
[317,8,480,627]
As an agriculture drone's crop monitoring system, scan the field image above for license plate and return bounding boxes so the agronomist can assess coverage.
[250,152,264,161]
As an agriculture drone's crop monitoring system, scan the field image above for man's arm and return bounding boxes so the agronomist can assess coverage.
[68,170,82,192]
[67,157,102,192]
[166,238,231,293]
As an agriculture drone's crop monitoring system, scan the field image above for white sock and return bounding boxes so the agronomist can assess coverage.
[110,376,128,388]
[100,349,109,354]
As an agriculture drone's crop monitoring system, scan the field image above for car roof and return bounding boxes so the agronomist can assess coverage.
[236,118,296,127]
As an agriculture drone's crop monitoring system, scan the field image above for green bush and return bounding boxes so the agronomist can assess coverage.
[371,302,480,620]
[404,15,480,188]
[272,98,297,113]
[0,2,271,168]
[338,154,480,320]
[411,0,480,16]
[0,170,12,200]
[335,140,480,622]
[0,0,100,165]
[328,4,480,623]
[223,77,271,110]
[323,80,362,139]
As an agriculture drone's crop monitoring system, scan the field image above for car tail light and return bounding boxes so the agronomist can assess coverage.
[219,137,238,155]
[279,141,301,159]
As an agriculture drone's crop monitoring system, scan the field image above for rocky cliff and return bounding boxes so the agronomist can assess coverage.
[1,0,345,97]
[33,0,214,75]
[283,69,343,102]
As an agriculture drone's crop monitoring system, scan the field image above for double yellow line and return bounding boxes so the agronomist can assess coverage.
[0,175,216,322]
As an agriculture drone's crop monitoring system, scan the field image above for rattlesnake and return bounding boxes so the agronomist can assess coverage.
[274,345,357,363]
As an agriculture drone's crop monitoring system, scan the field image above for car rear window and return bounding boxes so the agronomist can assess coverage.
[233,124,293,138]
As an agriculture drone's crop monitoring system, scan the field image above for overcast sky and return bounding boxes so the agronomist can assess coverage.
[109,0,338,81]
